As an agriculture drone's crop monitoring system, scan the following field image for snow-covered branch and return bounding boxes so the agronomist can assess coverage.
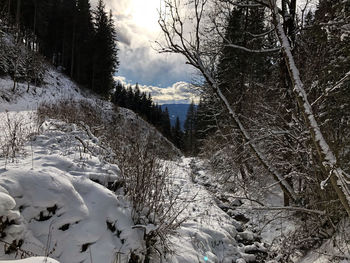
[226,43,280,53]
[312,70,350,107]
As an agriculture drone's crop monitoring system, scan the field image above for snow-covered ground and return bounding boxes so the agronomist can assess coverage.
[162,158,267,262]
[0,119,144,262]
[0,116,265,262]
[0,257,59,263]
[1,61,349,263]
[1,67,264,262]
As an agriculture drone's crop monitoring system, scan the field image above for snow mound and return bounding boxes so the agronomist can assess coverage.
[0,120,144,262]
[0,257,59,263]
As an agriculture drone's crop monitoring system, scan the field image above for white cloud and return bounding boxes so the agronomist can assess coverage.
[114,77,200,105]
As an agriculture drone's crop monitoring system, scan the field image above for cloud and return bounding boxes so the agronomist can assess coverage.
[90,0,195,88]
[114,77,200,105]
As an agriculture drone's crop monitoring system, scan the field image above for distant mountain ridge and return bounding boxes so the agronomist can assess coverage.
[161,103,195,130]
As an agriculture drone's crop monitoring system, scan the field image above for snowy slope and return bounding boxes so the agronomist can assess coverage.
[0,64,269,262]
[0,69,85,113]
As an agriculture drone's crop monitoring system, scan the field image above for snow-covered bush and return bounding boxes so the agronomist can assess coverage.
[112,126,189,261]
[0,111,37,165]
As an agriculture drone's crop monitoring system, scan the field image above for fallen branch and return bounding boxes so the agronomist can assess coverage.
[250,206,326,215]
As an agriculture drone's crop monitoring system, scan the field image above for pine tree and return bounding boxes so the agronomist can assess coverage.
[172,116,184,150]
[133,83,141,111]
[193,96,217,146]
[215,5,270,176]
[91,0,118,95]
[74,0,94,85]
[312,0,350,171]
[161,107,172,139]
[184,101,197,154]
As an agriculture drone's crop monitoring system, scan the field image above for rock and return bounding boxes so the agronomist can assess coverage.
[217,202,230,212]
[244,242,267,254]
[230,218,243,232]
[239,252,256,262]
[233,213,250,223]
[238,230,254,242]
[231,199,243,207]
[236,230,259,245]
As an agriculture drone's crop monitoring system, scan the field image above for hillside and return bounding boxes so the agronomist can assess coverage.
[0,46,269,262]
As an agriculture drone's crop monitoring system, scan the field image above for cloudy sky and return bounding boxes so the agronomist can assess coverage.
[91,0,198,104]
[92,0,316,104]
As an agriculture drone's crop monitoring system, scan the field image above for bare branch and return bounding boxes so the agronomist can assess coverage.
[250,206,326,215]
[226,43,280,53]
[312,70,350,106]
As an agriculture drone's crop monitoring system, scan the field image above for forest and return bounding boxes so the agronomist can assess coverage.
[0,0,118,95]
[158,0,350,215]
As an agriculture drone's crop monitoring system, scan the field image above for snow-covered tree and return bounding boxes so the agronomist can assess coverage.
[158,0,350,216]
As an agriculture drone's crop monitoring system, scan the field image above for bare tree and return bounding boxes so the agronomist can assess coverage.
[158,0,350,216]
[158,0,296,202]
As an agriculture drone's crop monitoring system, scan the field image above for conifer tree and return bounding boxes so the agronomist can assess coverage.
[74,0,94,85]
[161,107,172,139]
[184,101,197,154]
[172,116,184,150]
[91,0,118,95]
[216,4,270,177]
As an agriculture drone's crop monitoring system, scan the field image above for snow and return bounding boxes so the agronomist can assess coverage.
[0,69,85,113]
[0,113,268,262]
[1,67,256,262]
[0,257,59,263]
[0,192,16,215]
[298,219,350,263]
[164,159,243,262]
[0,120,143,262]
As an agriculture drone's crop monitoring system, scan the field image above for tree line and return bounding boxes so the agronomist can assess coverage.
[111,82,211,154]
[112,82,178,144]
[0,0,118,96]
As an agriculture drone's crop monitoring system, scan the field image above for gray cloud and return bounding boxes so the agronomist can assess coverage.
[91,0,195,88]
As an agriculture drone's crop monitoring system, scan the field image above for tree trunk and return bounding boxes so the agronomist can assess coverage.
[270,1,350,216]
[70,18,76,78]
[16,0,20,29]
[200,65,297,201]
